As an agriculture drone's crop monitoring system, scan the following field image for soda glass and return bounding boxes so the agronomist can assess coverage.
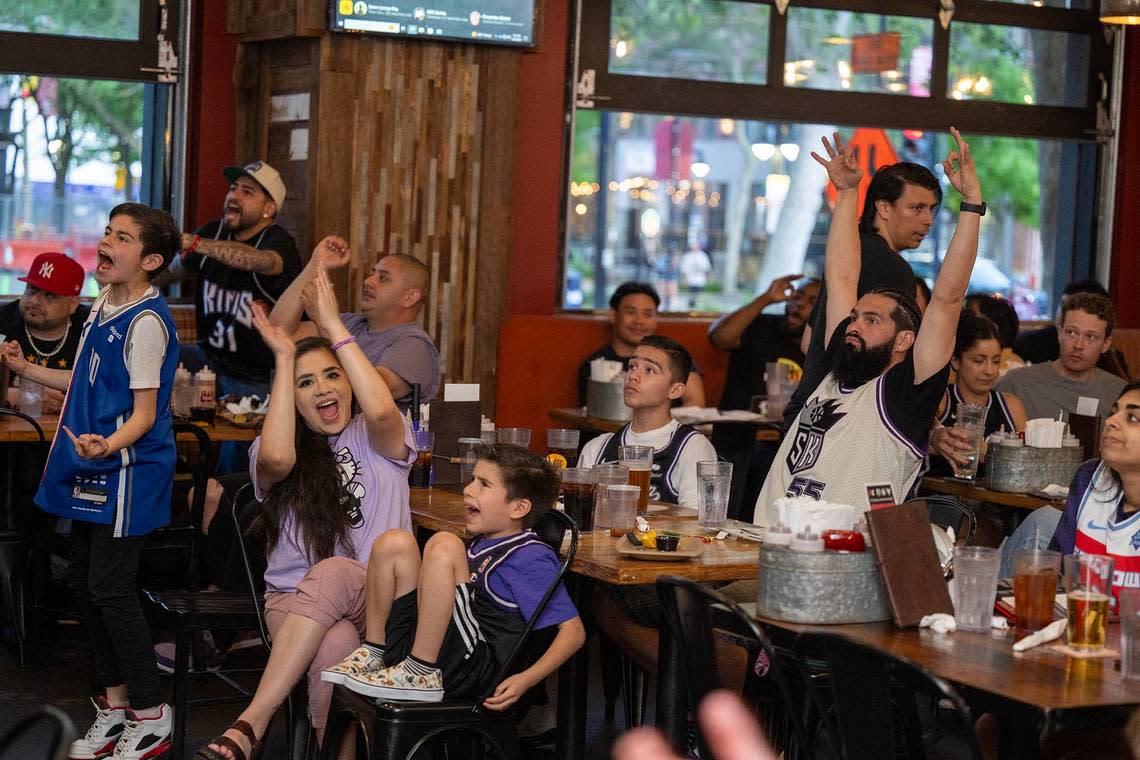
[952,546,1001,631]
[1012,548,1060,638]
[1063,553,1114,651]
[696,460,732,528]
[456,437,482,484]
[546,429,581,469]
[409,430,435,488]
[560,467,597,531]
[953,403,986,479]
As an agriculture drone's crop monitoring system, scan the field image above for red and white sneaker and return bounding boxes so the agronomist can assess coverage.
[110,704,172,759]
[69,697,125,759]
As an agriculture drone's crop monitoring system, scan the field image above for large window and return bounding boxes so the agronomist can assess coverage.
[565,0,1109,319]
[0,1,179,296]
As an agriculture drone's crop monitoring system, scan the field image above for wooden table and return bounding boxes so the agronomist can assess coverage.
[921,475,1065,511]
[548,406,782,443]
[746,613,1140,759]
[0,414,260,443]
[407,485,761,760]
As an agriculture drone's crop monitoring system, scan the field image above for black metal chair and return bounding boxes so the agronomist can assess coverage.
[656,576,811,759]
[909,495,977,547]
[144,482,311,760]
[794,631,984,760]
[0,704,75,760]
[0,408,46,668]
[319,510,581,760]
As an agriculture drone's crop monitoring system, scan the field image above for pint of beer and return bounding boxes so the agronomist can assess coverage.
[619,445,653,513]
[1063,553,1115,651]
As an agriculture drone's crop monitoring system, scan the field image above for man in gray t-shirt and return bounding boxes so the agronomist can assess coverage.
[996,293,1125,421]
[271,236,441,409]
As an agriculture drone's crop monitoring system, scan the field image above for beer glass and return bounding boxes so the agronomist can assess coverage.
[953,403,986,480]
[1064,553,1114,651]
[497,427,532,447]
[560,468,597,531]
[1012,548,1061,638]
[409,430,435,488]
[619,445,653,513]
[592,463,629,532]
[546,428,581,470]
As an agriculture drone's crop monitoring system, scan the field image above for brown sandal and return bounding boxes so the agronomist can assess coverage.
[194,719,262,760]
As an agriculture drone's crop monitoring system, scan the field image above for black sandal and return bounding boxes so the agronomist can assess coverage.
[194,719,262,760]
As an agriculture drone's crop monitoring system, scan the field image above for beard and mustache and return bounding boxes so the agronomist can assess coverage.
[833,334,895,387]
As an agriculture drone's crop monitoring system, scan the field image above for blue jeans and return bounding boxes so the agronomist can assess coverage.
[179,343,270,474]
[999,506,1063,577]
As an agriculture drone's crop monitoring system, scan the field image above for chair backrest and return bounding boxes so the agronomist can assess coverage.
[0,704,74,760]
[656,575,809,758]
[908,495,976,546]
[229,481,273,650]
[485,508,580,696]
[173,422,213,590]
[0,409,47,532]
[0,408,46,447]
[794,631,983,760]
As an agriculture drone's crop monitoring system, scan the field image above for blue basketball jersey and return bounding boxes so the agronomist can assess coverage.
[35,288,179,537]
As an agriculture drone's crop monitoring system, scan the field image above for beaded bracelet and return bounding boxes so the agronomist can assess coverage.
[330,335,357,352]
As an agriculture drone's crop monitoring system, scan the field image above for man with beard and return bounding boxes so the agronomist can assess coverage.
[782,159,936,430]
[164,161,301,399]
[752,128,982,524]
[708,274,819,412]
[0,252,88,412]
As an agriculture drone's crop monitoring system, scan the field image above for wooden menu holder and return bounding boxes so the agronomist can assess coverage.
[1067,412,1101,461]
[427,400,481,485]
[866,501,955,627]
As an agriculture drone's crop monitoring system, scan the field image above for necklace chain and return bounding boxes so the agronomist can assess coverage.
[23,319,70,361]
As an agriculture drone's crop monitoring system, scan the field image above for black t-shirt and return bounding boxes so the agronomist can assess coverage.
[1014,325,1058,365]
[718,314,804,412]
[783,231,917,429]
[184,221,301,383]
[0,299,91,374]
[576,342,701,406]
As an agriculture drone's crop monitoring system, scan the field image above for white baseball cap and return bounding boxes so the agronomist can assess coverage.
[222,161,287,210]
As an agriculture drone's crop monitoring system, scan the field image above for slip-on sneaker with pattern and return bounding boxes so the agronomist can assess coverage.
[345,659,444,702]
[321,646,384,685]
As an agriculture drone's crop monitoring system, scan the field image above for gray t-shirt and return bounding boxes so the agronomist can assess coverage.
[995,362,1125,421]
[341,314,441,409]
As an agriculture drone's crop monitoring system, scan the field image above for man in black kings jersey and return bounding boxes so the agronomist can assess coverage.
[783,158,940,429]
[752,128,984,523]
[163,161,301,399]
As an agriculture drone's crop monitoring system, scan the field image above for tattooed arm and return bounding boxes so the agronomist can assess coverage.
[181,233,285,275]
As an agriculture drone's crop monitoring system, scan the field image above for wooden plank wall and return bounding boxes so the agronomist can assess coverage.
[231,31,520,411]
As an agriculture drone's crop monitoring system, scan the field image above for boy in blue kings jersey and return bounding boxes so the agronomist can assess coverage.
[1,203,182,760]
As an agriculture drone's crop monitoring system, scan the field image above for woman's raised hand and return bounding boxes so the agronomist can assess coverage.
[300,264,344,335]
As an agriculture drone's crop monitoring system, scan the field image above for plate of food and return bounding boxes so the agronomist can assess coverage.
[615,530,705,561]
[217,395,269,428]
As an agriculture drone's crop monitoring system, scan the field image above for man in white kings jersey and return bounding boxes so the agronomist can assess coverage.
[753,128,984,526]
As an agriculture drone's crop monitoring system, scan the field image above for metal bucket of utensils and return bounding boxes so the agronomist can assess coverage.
[587,380,632,422]
[987,444,1083,493]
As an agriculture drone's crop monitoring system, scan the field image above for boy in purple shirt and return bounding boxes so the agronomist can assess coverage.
[324,444,586,707]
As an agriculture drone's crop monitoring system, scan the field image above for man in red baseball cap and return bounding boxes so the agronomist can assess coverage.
[0,251,89,410]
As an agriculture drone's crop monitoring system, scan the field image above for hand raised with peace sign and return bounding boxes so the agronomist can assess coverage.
[943,126,982,204]
[810,132,862,192]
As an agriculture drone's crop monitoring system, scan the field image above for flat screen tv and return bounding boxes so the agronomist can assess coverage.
[331,1,537,48]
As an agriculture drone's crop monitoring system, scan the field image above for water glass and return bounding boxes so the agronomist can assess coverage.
[592,463,629,532]
[497,427,532,447]
[953,403,986,480]
[546,428,580,469]
[561,468,597,531]
[696,460,732,528]
[18,377,43,419]
[619,445,654,513]
[1063,553,1115,651]
[1121,590,1140,679]
[409,430,435,489]
[457,437,482,484]
[952,546,1001,631]
[604,485,640,538]
[1012,548,1061,638]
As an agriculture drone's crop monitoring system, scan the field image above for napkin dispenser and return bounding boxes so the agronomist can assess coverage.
[987,444,1083,493]
[586,380,632,422]
[755,546,892,624]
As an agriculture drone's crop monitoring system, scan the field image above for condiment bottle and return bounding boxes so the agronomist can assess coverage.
[790,529,824,553]
[766,522,793,547]
[172,364,192,417]
[194,367,216,410]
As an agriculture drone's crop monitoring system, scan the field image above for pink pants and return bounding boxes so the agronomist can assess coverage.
[264,557,368,731]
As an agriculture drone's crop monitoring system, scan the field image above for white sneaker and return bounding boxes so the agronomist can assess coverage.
[70,697,126,759]
[321,645,384,686]
[110,704,172,760]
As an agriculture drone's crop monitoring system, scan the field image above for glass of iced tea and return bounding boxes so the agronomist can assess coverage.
[560,467,597,531]
[1063,553,1115,651]
[409,430,435,489]
[619,445,653,513]
[546,428,581,470]
[1012,548,1061,639]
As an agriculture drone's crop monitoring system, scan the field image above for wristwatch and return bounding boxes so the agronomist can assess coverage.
[960,201,987,216]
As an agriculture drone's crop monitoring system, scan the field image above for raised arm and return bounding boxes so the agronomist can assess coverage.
[251,303,298,492]
[708,273,802,350]
[181,232,286,276]
[811,133,863,344]
[913,127,983,383]
[269,235,352,338]
[1,340,71,391]
[302,264,408,461]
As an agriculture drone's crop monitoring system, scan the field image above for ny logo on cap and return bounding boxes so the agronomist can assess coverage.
[39,262,55,279]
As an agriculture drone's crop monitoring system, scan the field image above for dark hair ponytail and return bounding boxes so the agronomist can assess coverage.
[261,337,357,564]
